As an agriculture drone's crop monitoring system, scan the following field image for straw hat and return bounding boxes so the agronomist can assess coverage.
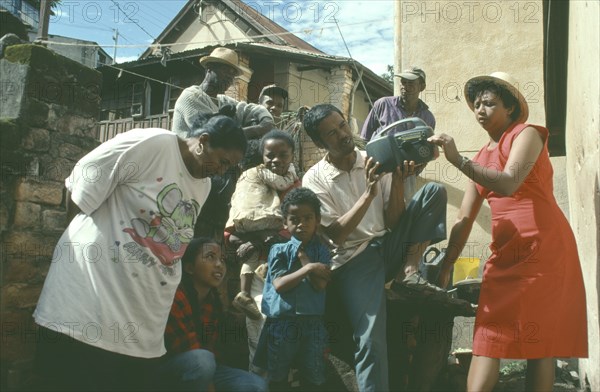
[199,47,243,76]
[464,72,529,123]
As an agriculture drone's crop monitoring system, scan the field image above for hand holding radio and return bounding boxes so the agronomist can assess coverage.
[364,157,382,199]
[393,160,418,182]
[365,117,438,174]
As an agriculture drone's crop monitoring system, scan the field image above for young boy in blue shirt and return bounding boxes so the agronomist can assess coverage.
[256,187,332,391]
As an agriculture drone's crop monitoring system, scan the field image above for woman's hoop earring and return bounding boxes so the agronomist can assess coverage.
[194,144,204,156]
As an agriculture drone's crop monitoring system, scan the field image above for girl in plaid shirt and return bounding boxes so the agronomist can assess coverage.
[162,237,267,391]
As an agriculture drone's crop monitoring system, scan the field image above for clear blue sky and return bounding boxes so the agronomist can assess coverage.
[48,0,394,74]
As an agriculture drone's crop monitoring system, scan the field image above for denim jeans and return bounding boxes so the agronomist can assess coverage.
[328,182,447,391]
[160,349,267,391]
[382,182,447,281]
[330,245,388,392]
[262,317,328,385]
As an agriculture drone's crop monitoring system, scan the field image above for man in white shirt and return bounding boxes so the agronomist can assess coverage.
[302,104,447,391]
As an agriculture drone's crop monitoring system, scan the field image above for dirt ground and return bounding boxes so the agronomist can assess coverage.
[315,356,584,392]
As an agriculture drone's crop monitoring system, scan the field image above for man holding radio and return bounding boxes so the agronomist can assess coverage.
[360,66,435,141]
[302,104,447,391]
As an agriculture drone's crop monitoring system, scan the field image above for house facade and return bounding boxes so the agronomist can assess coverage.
[45,34,112,69]
[96,0,392,170]
[0,0,39,34]
[1,1,112,68]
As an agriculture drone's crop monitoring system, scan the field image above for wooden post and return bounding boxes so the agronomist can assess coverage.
[36,0,51,44]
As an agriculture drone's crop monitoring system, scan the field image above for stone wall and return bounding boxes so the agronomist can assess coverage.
[0,44,101,390]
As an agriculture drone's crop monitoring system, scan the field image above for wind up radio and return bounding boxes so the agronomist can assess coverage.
[365,117,436,173]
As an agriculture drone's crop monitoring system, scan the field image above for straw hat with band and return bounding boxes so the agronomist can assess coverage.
[260,84,289,99]
[199,47,244,76]
[464,72,529,123]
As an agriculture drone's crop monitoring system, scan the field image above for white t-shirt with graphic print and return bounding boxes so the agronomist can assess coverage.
[34,128,210,358]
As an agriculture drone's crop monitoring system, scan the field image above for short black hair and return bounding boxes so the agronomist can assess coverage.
[259,85,289,100]
[260,130,295,154]
[466,80,521,121]
[281,187,321,218]
[188,105,247,153]
[302,104,344,146]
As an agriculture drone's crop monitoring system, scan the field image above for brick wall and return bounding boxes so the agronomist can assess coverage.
[0,44,101,390]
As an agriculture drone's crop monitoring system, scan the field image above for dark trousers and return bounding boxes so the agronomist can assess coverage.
[382,182,447,281]
[35,326,162,391]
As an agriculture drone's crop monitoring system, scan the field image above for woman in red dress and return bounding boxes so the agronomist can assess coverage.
[428,72,587,391]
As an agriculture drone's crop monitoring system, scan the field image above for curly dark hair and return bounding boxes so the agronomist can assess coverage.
[281,187,321,218]
[465,80,521,121]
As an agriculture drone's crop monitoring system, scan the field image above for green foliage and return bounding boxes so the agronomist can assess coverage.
[380,64,394,86]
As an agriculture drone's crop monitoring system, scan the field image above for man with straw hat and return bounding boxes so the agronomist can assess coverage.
[173,46,276,239]
[173,46,274,140]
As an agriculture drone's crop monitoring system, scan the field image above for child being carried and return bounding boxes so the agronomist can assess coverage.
[226,130,300,319]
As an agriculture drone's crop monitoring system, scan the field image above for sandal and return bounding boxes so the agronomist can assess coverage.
[232,292,262,320]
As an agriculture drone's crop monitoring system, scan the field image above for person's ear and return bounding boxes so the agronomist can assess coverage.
[420,81,426,92]
[198,133,210,148]
[316,214,321,225]
[506,105,515,117]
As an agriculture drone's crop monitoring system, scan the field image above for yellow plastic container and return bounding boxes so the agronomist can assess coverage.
[453,257,480,282]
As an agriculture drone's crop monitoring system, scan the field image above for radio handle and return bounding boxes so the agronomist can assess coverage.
[376,117,429,138]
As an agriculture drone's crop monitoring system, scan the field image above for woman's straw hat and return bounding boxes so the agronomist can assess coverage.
[199,47,244,76]
[464,72,529,123]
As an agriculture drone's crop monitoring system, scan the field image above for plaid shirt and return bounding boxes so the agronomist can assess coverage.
[164,281,221,357]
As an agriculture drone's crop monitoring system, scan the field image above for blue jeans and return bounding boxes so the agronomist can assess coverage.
[262,317,328,385]
[382,182,447,281]
[329,182,447,391]
[331,245,388,392]
[160,349,267,391]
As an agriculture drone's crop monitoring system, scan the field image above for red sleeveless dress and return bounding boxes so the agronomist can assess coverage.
[471,123,588,359]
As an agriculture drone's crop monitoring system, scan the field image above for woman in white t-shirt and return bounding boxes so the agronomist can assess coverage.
[33,111,246,390]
